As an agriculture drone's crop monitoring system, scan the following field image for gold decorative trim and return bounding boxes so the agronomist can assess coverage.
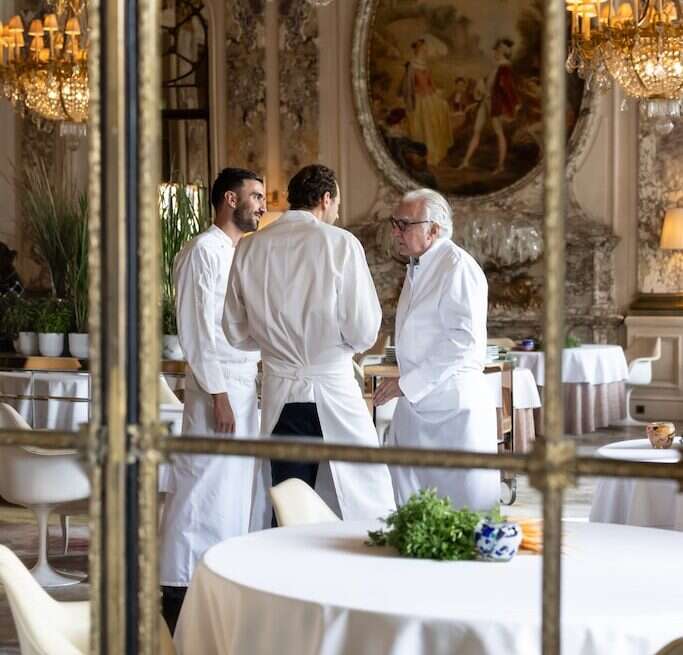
[137,0,162,650]
[630,292,683,314]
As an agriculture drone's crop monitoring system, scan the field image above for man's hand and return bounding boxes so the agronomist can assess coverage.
[373,378,404,406]
[212,392,235,434]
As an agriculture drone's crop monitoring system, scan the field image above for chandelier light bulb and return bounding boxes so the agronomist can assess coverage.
[566,0,683,131]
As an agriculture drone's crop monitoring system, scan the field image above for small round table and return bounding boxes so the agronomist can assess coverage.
[175,520,683,655]
[590,437,683,530]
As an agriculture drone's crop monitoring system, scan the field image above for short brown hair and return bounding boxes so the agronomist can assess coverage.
[287,165,337,211]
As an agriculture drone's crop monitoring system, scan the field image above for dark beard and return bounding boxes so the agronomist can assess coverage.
[233,203,258,232]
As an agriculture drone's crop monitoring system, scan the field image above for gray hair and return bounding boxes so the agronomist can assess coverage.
[402,188,453,240]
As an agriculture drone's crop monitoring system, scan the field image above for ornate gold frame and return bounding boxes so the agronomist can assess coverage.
[0,1,682,654]
[350,0,598,205]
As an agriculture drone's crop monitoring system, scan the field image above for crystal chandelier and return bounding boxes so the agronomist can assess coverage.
[566,0,683,133]
[0,0,88,133]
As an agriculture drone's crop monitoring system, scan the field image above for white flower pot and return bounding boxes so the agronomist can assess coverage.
[162,334,184,360]
[18,332,38,356]
[68,333,89,359]
[38,333,65,357]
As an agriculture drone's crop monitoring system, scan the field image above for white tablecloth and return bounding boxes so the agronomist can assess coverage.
[512,345,628,386]
[175,520,683,655]
[590,438,683,530]
[486,368,541,409]
[0,370,90,430]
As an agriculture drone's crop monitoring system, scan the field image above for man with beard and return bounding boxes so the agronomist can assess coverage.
[159,167,265,632]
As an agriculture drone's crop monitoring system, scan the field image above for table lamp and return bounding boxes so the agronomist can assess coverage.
[660,208,683,251]
[631,207,683,311]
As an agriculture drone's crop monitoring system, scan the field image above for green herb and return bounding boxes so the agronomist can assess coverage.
[564,334,581,348]
[0,296,39,337]
[34,298,72,334]
[367,489,500,561]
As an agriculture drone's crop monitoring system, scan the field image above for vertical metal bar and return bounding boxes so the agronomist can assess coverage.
[102,0,128,651]
[137,0,162,651]
[125,0,140,651]
[542,0,568,647]
[87,0,104,652]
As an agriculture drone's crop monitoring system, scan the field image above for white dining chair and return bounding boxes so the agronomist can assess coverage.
[612,337,662,426]
[269,479,340,527]
[0,403,90,587]
[0,544,177,655]
[0,544,88,655]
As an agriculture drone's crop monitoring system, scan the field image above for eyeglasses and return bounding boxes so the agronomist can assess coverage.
[389,217,432,232]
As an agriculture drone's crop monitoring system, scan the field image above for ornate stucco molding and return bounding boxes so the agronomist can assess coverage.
[278,0,319,184]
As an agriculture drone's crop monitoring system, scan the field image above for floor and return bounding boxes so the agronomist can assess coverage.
[0,423,672,653]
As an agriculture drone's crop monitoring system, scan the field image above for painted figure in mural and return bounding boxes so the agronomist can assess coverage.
[400,38,453,167]
[382,108,439,188]
[459,38,521,173]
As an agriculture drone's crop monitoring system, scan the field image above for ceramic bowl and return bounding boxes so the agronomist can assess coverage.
[519,338,536,351]
[474,519,522,562]
[646,421,676,449]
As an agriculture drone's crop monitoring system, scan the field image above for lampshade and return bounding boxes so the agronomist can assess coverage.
[660,208,683,249]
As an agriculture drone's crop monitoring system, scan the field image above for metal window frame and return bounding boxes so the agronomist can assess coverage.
[0,1,682,654]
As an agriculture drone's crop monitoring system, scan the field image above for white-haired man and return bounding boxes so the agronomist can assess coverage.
[374,188,499,511]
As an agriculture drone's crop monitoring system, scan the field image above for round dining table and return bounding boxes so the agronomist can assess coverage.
[174,519,683,655]
[510,345,629,435]
[590,438,683,530]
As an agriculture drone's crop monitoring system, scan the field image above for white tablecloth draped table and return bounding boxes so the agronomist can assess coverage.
[510,345,629,435]
[590,438,683,530]
[175,520,683,655]
[0,370,90,430]
[486,368,541,452]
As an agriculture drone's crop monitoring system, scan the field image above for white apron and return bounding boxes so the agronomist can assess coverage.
[387,372,500,511]
[159,365,259,586]
[258,356,396,520]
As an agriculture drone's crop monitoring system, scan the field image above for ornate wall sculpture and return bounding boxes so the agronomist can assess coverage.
[638,126,683,295]
[349,0,621,342]
[278,0,319,184]
[225,0,267,172]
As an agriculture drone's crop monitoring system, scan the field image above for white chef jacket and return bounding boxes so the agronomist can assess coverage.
[159,224,260,586]
[387,237,500,511]
[223,210,396,519]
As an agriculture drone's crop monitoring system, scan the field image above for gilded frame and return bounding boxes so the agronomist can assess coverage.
[351,0,596,204]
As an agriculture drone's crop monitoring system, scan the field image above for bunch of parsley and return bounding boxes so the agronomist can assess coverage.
[367,489,498,561]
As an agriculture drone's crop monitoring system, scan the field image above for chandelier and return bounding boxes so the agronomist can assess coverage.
[0,0,88,133]
[566,0,683,133]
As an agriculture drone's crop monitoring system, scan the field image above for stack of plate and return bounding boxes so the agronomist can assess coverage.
[486,345,501,362]
[384,346,397,364]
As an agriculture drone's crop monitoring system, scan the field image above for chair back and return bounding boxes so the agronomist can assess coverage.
[0,402,31,430]
[159,376,182,407]
[0,404,89,506]
[0,545,87,654]
[269,479,340,527]
[625,337,662,365]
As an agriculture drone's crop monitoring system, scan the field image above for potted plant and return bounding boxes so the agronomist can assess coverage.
[66,198,89,359]
[159,182,208,360]
[1,296,39,355]
[21,157,87,300]
[162,296,183,360]
[35,298,72,357]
